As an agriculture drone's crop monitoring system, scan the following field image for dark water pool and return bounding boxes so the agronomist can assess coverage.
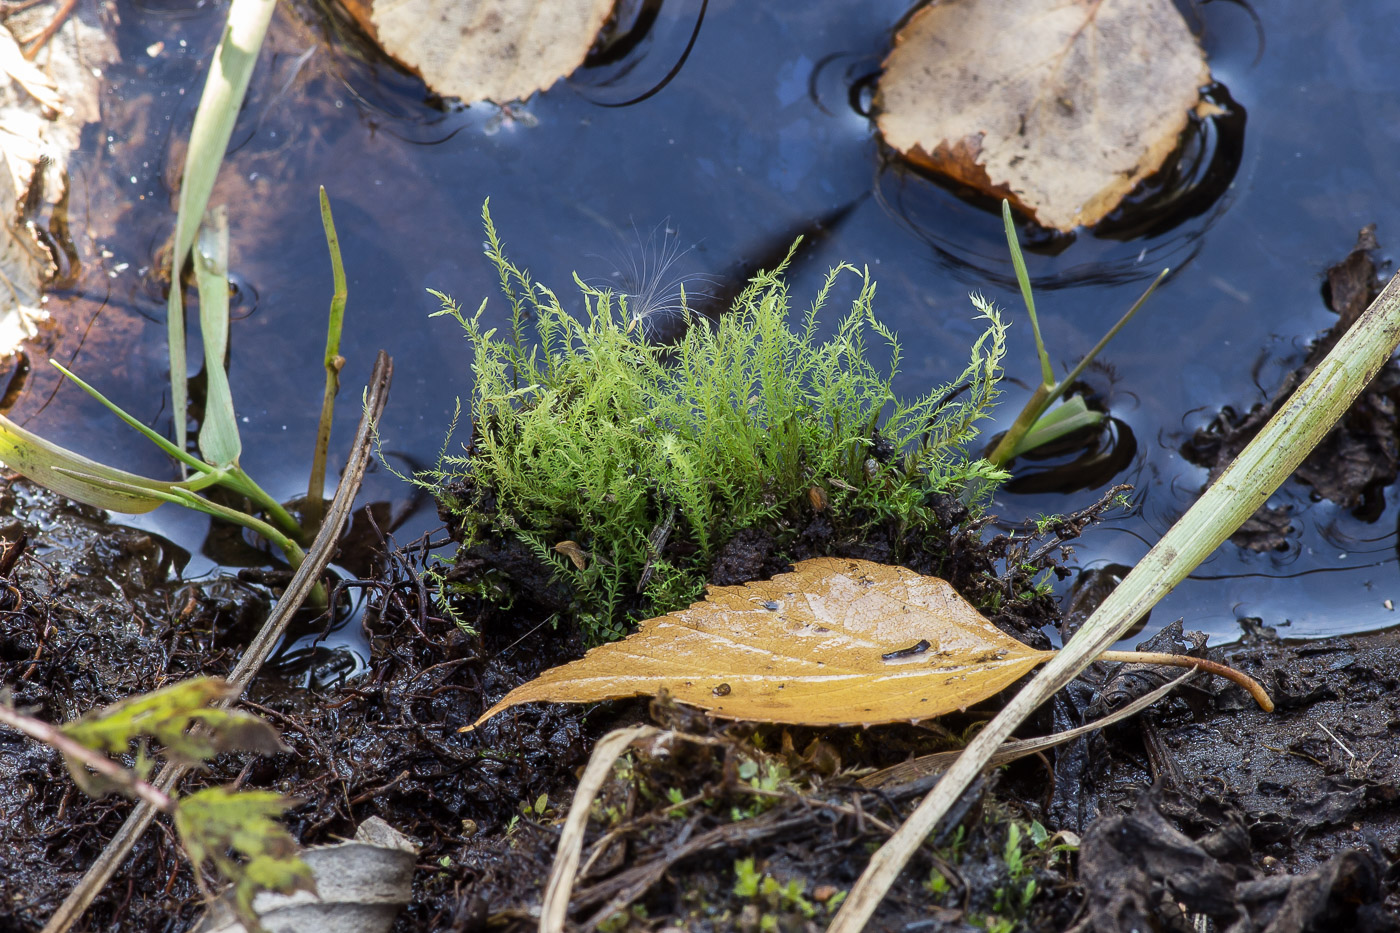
[13,0,1400,663]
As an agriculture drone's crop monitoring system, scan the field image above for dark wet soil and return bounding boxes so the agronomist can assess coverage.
[3,468,1400,932]
[1063,626,1400,932]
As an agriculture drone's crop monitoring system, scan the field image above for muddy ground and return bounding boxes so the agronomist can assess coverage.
[1,472,1399,933]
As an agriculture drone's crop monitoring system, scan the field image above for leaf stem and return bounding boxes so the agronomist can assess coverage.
[223,467,304,543]
[304,186,347,531]
[1094,650,1273,711]
[986,383,1051,466]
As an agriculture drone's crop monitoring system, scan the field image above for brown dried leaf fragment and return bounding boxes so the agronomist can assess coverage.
[876,0,1210,232]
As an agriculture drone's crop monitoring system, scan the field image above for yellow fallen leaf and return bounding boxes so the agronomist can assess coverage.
[469,557,1054,728]
[339,0,615,105]
[875,0,1210,232]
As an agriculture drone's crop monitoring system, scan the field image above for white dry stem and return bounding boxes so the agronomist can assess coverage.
[859,669,1196,790]
[830,271,1400,932]
[541,724,661,933]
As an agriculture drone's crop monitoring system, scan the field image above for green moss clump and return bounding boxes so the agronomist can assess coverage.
[424,203,1009,643]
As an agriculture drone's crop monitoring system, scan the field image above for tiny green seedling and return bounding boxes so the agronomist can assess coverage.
[988,199,1167,466]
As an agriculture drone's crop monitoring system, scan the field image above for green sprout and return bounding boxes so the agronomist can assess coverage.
[988,200,1167,466]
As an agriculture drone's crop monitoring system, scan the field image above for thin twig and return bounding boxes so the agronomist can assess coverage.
[0,0,54,19]
[1095,650,1272,711]
[1316,722,1355,760]
[0,704,175,813]
[40,352,392,933]
[858,670,1197,793]
[19,0,74,60]
[732,784,897,835]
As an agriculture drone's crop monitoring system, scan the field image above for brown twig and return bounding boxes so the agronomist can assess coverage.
[19,0,75,60]
[732,784,897,835]
[40,351,392,933]
[0,0,53,20]
[1095,649,1273,711]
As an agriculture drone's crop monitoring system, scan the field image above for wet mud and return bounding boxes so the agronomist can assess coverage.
[3,466,1399,932]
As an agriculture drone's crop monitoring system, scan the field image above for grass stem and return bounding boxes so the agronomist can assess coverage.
[304,187,347,530]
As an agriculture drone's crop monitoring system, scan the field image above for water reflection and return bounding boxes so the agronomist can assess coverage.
[21,0,1400,652]
[572,0,709,107]
[1001,417,1141,496]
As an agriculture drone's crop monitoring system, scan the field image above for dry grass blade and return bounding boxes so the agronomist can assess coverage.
[859,669,1196,791]
[40,352,392,933]
[540,725,661,933]
[829,274,1400,931]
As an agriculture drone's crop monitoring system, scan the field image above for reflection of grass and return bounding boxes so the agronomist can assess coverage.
[422,202,1009,643]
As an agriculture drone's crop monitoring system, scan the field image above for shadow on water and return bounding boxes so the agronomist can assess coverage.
[13,0,1400,655]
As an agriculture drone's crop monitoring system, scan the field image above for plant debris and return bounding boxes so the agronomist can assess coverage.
[471,557,1270,729]
[1183,226,1396,548]
[337,0,615,105]
[876,0,1211,232]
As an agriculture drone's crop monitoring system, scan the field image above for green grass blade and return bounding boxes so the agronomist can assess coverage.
[0,414,173,513]
[55,469,304,570]
[48,360,213,475]
[829,270,1400,932]
[1008,397,1102,459]
[194,205,241,468]
[1002,200,1054,387]
[167,0,276,456]
[224,466,306,543]
[304,186,348,528]
[1050,267,1169,401]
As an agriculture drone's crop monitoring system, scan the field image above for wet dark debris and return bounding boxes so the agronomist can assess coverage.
[1183,225,1397,549]
[3,466,1400,931]
[1054,629,1400,932]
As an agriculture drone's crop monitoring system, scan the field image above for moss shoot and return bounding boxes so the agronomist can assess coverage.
[422,203,1010,643]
